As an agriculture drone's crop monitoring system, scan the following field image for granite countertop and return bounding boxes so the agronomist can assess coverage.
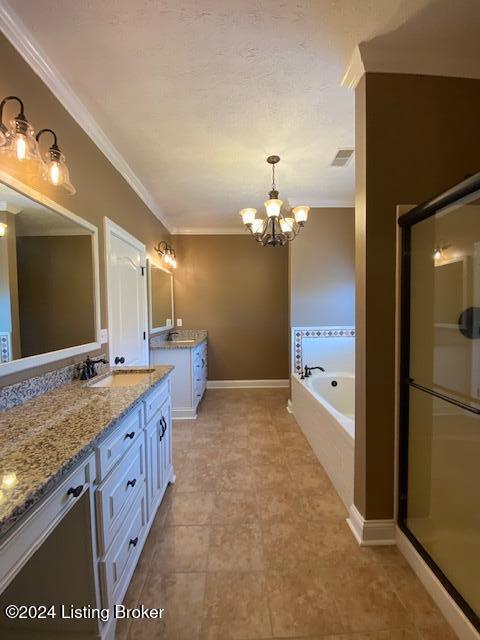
[150,329,207,350]
[0,365,173,538]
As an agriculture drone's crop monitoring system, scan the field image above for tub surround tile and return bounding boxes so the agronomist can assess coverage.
[0,365,173,538]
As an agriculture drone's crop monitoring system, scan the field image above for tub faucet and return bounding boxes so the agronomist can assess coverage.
[304,365,325,378]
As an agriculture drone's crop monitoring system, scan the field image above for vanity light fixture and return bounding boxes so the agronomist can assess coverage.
[155,240,177,269]
[36,128,76,194]
[239,155,310,246]
[0,96,42,163]
[0,222,6,237]
[0,96,75,195]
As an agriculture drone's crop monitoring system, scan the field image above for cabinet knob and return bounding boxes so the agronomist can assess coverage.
[125,431,135,440]
[67,484,83,498]
[127,478,137,488]
[129,536,139,547]
[115,356,126,365]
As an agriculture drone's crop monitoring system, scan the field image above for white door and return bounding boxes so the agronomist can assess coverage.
[105,219,148,366]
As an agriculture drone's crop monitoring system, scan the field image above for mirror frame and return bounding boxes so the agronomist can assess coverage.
[0,169,101,376]
[147,258,174,334]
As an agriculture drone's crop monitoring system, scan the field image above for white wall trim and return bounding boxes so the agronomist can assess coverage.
[0,0,172,233]
[172,408,197,420]
[207,379,289,389]
[396,527,479,640]
[346,504,396,546]
[286,399,293,414]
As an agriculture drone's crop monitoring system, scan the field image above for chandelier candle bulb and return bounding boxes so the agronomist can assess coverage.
[251,219,264,234]
[280,217,295,233]
[265,198,283,218]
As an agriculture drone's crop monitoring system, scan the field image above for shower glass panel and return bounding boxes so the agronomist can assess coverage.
[399,182,480,630]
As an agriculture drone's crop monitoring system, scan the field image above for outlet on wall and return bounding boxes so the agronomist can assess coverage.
[177,319,183,327]
[100,328,108,344]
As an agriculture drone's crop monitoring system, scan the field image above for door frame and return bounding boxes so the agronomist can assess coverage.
[104,217,148,366]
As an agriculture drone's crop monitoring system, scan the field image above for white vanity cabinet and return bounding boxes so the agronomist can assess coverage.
[150,340,207,419]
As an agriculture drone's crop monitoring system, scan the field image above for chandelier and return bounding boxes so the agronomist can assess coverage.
[239,155,309,246]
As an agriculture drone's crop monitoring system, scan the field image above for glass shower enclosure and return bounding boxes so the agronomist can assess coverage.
[398,174,480,631]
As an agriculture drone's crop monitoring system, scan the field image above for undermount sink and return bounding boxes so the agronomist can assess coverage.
[87,370,155,388]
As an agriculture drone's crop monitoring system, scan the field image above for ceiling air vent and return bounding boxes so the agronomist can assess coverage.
[331,148,354,167]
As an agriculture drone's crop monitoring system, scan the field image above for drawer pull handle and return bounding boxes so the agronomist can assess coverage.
[129,536,139,548]
[127,478,137,488]
[159,416,167,441]
[125,431,135,440]
[67,484,83,498]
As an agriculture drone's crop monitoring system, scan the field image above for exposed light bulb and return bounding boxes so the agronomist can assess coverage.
[0,222,6,237]
[49,161,61,185]
[1,472,17,489]
[433,248,443,261]
[16,134,27,161]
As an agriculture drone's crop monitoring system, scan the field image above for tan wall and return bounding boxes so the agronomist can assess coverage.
[290,208,355,327]
[16,235,95,357]
[0,34,170,386]
[355,73,480,519]
[174,235,289,380]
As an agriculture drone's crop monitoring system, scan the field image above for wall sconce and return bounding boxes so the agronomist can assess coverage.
[0,95,41,163]
[155,241,177,269]
[0,222,6,237]
[0,95,75,195]
[36,129,76,194]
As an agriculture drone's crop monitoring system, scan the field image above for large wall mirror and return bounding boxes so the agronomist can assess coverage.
[148,260,174,333]
[0,172,100,375]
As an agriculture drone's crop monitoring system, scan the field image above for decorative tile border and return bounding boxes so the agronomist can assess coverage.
[292,326,355,374]
[0,333,12,364]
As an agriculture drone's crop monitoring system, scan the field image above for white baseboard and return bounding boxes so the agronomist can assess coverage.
[206,379,289,389]
[347,504,396,546]
[396,527,479,640]
[287,399,293,413]
[172,408,197,420]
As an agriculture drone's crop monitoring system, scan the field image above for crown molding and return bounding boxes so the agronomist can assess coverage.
[341,46,365,89]
[0,0,172,233]
[0,201,21,214]
[172,226,247,235]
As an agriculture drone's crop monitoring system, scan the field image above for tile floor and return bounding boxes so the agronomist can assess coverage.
[117,389,458,640]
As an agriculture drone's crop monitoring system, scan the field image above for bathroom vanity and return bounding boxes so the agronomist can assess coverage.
[0,366,173,639]
[150,331,207,419]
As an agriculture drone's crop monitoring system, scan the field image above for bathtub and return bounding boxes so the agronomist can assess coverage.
[291,371,354,507]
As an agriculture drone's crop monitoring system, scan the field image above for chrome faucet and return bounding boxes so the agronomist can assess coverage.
[166,330,179,341]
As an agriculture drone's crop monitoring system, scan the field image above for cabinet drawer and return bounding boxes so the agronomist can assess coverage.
[99,486,148,608]
[96,404,144,482]
[144,378,170,424]
[96,436,146,555]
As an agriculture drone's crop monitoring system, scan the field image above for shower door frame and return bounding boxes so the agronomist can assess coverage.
[398,171,480,632]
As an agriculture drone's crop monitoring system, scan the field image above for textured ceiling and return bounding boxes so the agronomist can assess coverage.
[6,0,480,231]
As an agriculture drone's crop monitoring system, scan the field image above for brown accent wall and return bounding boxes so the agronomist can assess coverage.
[174,235,289,380]
[355,73,480,519]
[0,33,170,386]
[290,208,355,327]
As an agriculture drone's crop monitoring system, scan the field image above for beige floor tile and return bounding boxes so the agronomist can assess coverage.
[201,572,272,639]
[208,524,264,571]
[175,465,217,493]
[166,492,215,525]
[256,487,301,522]
[319,565,413,633]
[261,521,318,571]
[385,563,454,632]
[210,492,258,524]
[152,525,210,573]
[249,444,286,466]
[287,462,332,493]
[128,572,206,640]
[317,631,420,640]
[266,570,344,637]
[283,445,319,465]
[418,621,459,639]
[215,463,256,492]
[278,431,312,450]
[301,487,348,521]
[252,462,293,491]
